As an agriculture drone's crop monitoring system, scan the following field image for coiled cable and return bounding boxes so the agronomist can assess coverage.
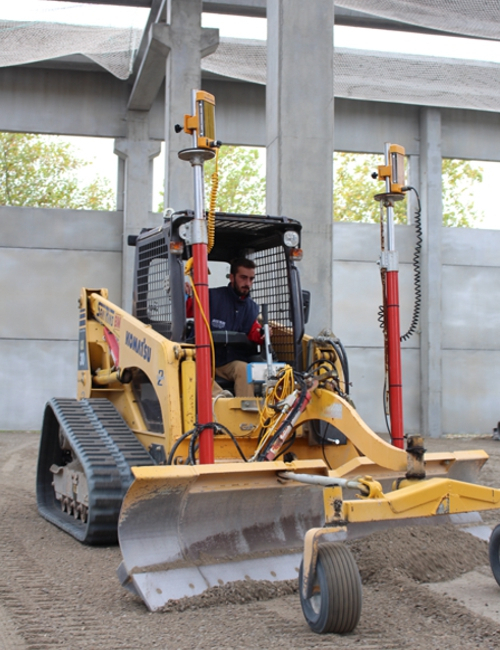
[207,147,219,253]
[377,187,422,343]
[400,186,422,342]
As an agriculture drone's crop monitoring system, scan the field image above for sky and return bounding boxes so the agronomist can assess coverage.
[4,3,500,227]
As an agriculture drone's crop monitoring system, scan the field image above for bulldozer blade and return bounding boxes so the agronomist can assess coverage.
[117,461,328,611]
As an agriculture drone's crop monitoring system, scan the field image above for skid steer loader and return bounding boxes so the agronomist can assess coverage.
[36,90,500,634]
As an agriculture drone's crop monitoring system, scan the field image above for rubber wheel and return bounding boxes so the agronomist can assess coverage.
[299,542,362,634]
[489,524,500,586]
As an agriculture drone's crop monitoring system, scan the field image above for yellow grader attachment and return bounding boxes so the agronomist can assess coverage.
[116,385,500,621]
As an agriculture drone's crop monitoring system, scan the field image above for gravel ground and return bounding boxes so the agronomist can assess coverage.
[2,431,500,649]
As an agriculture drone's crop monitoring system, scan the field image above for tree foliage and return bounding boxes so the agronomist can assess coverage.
[0,132,115,210]
[204,145,265,214]
[333,152,484,227]
[333,152,406,224]
[441,157,483,227]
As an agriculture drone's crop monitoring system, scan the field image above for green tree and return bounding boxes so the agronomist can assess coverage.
[333,152,484,227]
[441,157,483,227]
[0,132,115,210]
[157,146,265,214]
[204,145,265,214]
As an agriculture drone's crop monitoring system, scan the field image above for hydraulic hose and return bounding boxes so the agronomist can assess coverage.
[309,336,350,396]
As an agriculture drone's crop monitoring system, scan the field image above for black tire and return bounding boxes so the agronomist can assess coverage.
[299,542,362,634]
[489,524,500,586]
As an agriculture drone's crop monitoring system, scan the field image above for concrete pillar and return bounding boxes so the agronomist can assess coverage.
[419,108,443,437]
[114,111,161,312]
[266,0,334,335]
[162,0,219,212]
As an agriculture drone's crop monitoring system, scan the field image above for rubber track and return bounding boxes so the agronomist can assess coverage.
[36,397,154,545]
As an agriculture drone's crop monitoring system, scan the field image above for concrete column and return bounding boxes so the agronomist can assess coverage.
[419,108,443,437]
[266,0,334,335]
[162,0,219,212]
[114,111,161,312]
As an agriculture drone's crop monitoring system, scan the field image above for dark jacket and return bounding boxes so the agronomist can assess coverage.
[209,284,259,367]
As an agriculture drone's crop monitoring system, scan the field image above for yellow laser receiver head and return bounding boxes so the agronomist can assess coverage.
[377,144,406,194]
[183,91,217,150]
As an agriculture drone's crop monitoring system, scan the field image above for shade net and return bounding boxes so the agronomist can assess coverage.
[0,1,145,79]
[1,1,500,113]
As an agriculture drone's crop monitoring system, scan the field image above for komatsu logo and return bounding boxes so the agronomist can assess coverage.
[125,331,152,362]
[96,302,115,328]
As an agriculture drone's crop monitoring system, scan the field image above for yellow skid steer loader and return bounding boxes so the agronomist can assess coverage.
[36,91,500,634]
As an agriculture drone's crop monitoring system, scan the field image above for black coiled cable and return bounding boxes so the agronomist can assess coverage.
[377,186,422,343]
[400,186,422,342]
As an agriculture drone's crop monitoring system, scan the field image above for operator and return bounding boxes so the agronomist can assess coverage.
[186,258,266,397]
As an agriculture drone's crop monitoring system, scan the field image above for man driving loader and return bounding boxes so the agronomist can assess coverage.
[187,257,266,397]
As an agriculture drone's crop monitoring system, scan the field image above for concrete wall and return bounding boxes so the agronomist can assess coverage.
[328,222,500,436]
[3,205,500,435]
[0,206,123,430]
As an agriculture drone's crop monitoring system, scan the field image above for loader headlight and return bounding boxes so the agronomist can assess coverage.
[283,231,300,248]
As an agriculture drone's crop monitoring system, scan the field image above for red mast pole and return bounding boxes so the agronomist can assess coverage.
[192,235,214,463]
[385,264,404,449]
[379,142,405,449]
[178,90,217,464]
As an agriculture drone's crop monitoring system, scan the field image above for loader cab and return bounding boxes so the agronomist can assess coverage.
[129,211,306,369]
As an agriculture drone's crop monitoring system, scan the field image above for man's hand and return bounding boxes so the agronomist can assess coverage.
[247,319,271,344]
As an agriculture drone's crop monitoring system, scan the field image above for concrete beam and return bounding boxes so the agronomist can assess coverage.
[4,64,500,166]
[129,20,218,111]
[203,0,266,16]
[128,23,171,110]
[132,0,167,76]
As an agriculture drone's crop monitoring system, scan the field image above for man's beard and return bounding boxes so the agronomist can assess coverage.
[234,285,249,297]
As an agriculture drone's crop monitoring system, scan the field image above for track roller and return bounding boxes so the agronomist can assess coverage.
[299,542,362,634]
